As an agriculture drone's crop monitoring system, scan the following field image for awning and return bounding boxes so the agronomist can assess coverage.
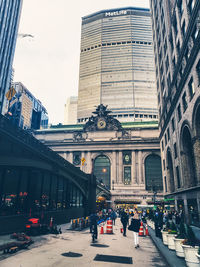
[114,199,141,204]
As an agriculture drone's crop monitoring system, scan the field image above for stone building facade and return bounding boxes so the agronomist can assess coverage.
[150,0,200,225]
[35,105,163,208]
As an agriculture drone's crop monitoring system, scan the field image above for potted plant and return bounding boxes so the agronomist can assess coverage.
[182,225,199,267]
[161,221,170,245]
[174,222,186,258]
[167,222,177,250]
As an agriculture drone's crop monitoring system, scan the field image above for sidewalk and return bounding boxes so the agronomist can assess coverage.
[148,227,186,267]
[1,218,168,267]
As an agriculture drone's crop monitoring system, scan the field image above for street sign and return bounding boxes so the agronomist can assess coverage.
[6,87,16,101]
[81,157,86,166]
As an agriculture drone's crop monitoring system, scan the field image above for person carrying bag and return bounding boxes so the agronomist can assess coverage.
[128,208,140,248]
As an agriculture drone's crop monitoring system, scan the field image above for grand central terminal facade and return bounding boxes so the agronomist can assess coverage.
[34,105,164,208]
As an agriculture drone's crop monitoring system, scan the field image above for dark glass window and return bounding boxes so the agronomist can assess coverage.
[163,159,165,170]
[188,77,195,100]
[18,169,29,214]
[123,151,132,165]
[29,170,42,213]
[182,92,188,112]
[94,155,110,189]
[196,60,200,84]
[50,175,57,210]
[73,152,81,166]
[57,177,64,210]
[1,169,20,216]
[145,154,163,191]
[171,117,175,132]
[124,167,131,185]
[164,176,167,192]
[177,104,182,121]
[174,143,177,158]
[167,128,170,141]
[41,172,51,211]
[176,166,181,188]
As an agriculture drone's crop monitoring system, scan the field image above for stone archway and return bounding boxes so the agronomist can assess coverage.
[193,103,200,184]
[181,125,197,187]
[166,150,175,193]
[94,155,111,189]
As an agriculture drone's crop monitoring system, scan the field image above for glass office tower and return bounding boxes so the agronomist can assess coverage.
[0,0,23,113]
[77,7,158,123]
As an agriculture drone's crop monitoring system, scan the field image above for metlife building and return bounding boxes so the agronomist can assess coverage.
[77,7,158,123]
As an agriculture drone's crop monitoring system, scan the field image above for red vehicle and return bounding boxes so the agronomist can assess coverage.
[25,218,48,235]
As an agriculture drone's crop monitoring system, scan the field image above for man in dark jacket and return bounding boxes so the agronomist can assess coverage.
[89,211,99,239]
[120,210,129,236]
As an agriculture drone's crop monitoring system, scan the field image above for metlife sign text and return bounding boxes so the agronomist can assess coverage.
[105,10,127,17]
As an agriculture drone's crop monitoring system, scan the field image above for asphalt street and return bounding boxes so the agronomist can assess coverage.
[0,218,168,267]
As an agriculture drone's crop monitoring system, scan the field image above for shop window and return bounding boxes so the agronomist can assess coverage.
[29,170,43,213]
[50,175,58,210]
[1,169,20,216]
[18,169,29,214]
[188,199,199,226]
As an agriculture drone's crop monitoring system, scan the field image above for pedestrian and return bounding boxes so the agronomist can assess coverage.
[128,209,140,248]
[120,209,129,236]
[89,211,99,239]
[110,210,117,225]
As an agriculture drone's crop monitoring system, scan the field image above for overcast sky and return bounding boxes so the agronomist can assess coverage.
[13,0,150,125]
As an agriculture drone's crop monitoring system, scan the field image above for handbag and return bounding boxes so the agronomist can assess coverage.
[128,223,134,231]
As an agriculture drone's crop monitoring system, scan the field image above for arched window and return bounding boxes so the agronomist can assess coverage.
[182,126,196,186]
[94,155,111,189]
[167,150,175,192]
[145,154,163,191]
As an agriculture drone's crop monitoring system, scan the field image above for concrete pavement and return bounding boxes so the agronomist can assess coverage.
[0,218,168,267]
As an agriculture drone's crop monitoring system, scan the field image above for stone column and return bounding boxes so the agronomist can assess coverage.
[81,151,85,172]
[138,151,142,184]
[132,151,136,184]
[193,137,200,184]
[87,151,92,174]
[68,152,73,164]
[118,151,123,184]
[135,151,138,184]
[112,151,117,184]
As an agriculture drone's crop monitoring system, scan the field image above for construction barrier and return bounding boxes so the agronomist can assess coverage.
[139,221,144,236]
[106,219,113,234]
[145,225,149,236]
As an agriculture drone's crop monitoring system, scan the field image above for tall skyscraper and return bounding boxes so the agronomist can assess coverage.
[0,0,23,114]
[77,7,158,123]
[150,0,200,224]
[7,82,49,130]
[64,96,78,124]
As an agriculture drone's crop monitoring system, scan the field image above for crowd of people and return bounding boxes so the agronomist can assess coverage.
[89,206,186,248]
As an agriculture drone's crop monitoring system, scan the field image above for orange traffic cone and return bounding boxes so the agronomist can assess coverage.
[100,225,104,234]
[49,217,53,228]
[139,222,144,236]
[145,225,149,236]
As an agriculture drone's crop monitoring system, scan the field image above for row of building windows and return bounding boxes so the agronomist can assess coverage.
[78,113,158,123]
[160,58,200,130]
[81,41,153,52]
[0,168,84,217]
